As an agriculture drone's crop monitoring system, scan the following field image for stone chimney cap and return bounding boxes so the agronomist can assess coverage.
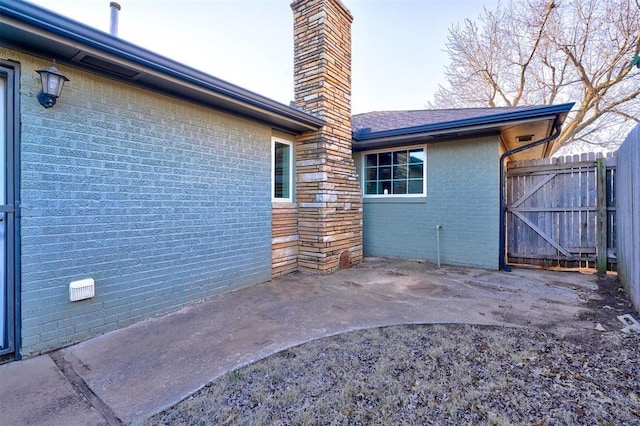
[290,0,353,21]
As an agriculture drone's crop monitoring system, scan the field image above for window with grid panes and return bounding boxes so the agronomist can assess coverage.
[364,147,425,196]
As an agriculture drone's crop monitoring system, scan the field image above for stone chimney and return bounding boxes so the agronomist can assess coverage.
[291,0,363,273]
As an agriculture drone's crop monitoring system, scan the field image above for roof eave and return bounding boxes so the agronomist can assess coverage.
[352,115,569,152]
[0,0,323,133]
[352,103,574,144]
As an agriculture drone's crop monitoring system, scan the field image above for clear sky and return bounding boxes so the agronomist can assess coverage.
[27,0,500,114]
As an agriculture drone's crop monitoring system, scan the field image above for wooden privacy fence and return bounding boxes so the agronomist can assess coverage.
[616,125,640,313]
[505,152,616,270]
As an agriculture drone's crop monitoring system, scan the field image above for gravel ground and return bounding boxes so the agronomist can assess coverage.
[147,276,639,425]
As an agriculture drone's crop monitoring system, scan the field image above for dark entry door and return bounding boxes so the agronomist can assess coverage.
[0,67,16,357]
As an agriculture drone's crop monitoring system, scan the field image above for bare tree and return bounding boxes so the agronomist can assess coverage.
[431,0,640,153]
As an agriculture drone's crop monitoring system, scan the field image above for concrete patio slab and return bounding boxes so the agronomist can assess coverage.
[0,355,107,426]
[2,258,606,425]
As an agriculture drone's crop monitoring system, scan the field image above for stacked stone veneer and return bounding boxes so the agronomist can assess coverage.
[290,0,363,274]
[271,201,299,277]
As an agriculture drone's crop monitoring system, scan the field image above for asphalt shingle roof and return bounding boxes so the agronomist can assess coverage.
[352,106,541,134]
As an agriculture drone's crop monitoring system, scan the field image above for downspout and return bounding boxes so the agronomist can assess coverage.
[499,120,563,271]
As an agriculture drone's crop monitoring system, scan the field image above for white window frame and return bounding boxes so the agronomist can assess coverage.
[272,137,293,202]
[362,145,427,198]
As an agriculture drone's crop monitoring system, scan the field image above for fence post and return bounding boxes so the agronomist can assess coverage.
[596,157,607,273]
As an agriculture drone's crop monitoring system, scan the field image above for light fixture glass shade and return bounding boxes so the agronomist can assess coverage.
[36,62,69,107]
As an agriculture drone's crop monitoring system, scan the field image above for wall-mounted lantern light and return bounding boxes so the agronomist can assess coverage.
[36,61,69,108]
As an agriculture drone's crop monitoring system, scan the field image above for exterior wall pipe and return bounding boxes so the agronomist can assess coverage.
[499,121,563,272]
[436,224,442,267]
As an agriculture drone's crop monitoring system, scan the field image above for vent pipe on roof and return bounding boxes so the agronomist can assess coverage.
[109,2,121,36]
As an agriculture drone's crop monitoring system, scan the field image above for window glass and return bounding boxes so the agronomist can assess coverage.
[379,166,391,180]
[393,151,407,164]
[366,167,377,181]
[409,149,424,163]
[379,152,392,166]
[409,164,423,178]
[393,180,406,194]
[408,179,423,194]
[273,141,291,200]
[393,164,407,179]
[364,147,425,196]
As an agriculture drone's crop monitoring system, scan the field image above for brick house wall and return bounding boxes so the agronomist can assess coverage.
[7,49,274,356]
[355,136,501,270]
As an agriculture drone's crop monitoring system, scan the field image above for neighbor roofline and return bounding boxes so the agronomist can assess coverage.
[0,0,324,133]
[352,103,575,144]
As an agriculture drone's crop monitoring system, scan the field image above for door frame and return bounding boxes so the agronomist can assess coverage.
[0,60,20,360]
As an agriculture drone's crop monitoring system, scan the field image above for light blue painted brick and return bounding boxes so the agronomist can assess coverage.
[359,137,500,270]
[13,52,274,356]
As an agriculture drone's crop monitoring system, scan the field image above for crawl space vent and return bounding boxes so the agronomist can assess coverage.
[69,278,95,302]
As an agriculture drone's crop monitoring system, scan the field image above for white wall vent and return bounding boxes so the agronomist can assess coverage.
[69,278,95,302]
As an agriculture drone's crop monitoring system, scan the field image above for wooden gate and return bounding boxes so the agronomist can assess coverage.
[505,153,616,270]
